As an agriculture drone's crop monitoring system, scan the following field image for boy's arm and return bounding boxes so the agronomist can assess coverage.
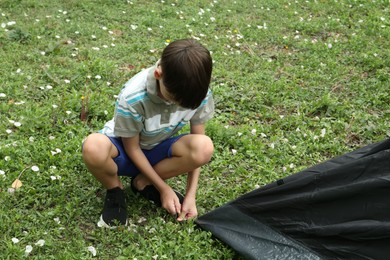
[177,123,206,221]
[121,135,181,215]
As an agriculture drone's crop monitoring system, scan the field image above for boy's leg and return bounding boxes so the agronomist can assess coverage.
[82,133,127,227]
[82,133,122,189]
[132,134,214,190]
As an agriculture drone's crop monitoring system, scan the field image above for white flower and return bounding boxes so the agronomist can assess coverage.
[8,188,15,193]
[25,245,33,256]
[54,217,60,224]
[6,129,12,134]
[231,149,237,155]
[152,255,158,260]
[327,43,332,49]
[289,163,295,169]
[260,132,267,138]
[0,93,6,97]
[50,176,57,180]
[87,246,97,256]
[64,79,70,84]
[237,132,243,136]
[269,143,275,149]
[4,156,11,161]
[130,24,138,30]
[12,237,19,244]
[51,148,62,155]
[138,217,147,223]
[14,122,22,127]
[320,128,326,138]
[31,166,39,172]
[49,136,55,140]
[35,239,45,247]
[251,129,257,135]
[66,111,72,115]
[95,75,101,79]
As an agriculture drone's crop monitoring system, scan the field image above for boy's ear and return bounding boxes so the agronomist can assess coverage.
[154,67,163,80]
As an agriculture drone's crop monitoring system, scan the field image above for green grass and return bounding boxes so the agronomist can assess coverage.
[0,0,389,258]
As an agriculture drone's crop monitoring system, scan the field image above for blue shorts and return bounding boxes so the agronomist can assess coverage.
[109,134,186,177]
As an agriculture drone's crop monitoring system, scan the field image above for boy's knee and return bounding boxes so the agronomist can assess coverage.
[190,135,214,166]
[82,133,111,165]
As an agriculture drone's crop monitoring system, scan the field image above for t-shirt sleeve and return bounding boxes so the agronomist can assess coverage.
[190,90,215,125]
[113,94,144,138]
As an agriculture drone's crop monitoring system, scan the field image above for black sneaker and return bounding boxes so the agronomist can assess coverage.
[131,178,184,207]
[97,187,128,228]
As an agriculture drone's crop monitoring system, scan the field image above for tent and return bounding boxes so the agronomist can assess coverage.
[196,139,390,260]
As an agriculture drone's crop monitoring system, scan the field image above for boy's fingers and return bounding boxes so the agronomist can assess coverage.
[167,204,176,215]
[175,203,181,214]
[167,199,181,216]
[177,211,186,221]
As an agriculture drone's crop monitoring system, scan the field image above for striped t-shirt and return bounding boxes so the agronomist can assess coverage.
[100,63,214,150]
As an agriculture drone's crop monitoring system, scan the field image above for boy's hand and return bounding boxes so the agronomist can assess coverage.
[160,187,181,216]
[177,197,197,221]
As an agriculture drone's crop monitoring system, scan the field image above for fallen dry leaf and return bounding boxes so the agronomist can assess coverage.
[112,29,123,36]
[11,178,23,189]
[80,95,88,121]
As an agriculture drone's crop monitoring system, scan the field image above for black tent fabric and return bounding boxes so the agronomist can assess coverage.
[196,139,390,260]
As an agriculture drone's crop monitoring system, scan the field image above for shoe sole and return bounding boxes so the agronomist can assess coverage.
[97,215,128,229]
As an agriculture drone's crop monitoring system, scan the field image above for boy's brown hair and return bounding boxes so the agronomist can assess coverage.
[160,39,212,109]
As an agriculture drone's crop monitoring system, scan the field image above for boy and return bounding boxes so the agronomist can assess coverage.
[82,39,214,227]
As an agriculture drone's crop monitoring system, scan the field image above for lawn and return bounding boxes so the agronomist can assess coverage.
[0,0,389,258]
